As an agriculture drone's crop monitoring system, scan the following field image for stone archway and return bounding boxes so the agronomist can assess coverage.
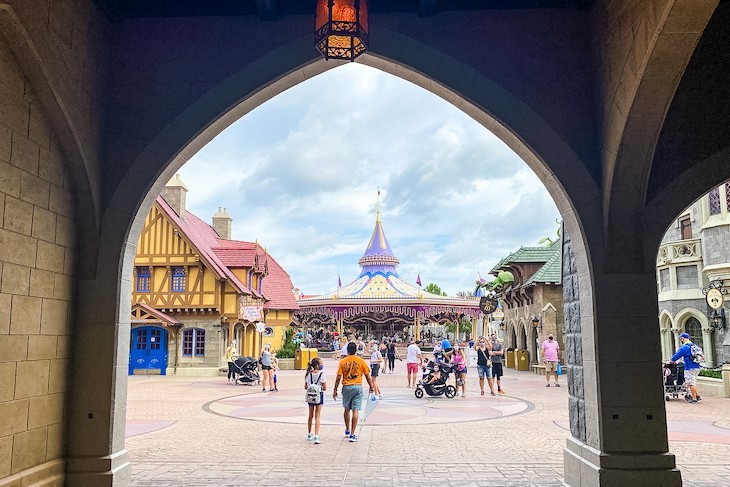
[2,3,716,486]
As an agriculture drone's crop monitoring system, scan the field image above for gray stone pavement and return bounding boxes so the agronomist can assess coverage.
[126,360,730,486]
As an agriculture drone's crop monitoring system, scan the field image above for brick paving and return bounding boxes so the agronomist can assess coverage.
[126,360,730,486]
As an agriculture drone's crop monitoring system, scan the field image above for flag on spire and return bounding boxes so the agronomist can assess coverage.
[338,272,342,288]
[416,272,422,287]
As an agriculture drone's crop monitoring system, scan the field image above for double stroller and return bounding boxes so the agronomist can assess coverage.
[232,356,261,385]
[414,359,457,399]
[663,362,688,401]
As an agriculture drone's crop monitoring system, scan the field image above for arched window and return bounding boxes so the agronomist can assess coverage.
[684,317,702,345]
[182,328,205,357]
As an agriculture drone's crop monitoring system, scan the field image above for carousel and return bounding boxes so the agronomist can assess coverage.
[294,209,484,345]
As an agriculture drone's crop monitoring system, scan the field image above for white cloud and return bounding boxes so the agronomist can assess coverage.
[179,63,561,296]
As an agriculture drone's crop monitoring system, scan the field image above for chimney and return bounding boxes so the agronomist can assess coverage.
[160,174,188,217]
[212,207,232,240]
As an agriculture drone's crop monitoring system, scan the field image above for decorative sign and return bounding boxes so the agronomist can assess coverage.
[479,296,498,315]
[239,304,263,322]
[707,288,724,310]
[255,321,266,333]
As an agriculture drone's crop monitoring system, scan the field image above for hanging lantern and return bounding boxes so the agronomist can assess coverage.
[315,0,368,62]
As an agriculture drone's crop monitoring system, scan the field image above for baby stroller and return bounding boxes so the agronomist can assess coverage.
[233,356,260,385]
[663,362,687,401]
[414,360,457,398]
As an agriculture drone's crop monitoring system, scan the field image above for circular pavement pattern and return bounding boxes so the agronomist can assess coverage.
[204,386,533,425]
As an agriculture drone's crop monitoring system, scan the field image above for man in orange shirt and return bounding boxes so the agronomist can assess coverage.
[333,341,374,442]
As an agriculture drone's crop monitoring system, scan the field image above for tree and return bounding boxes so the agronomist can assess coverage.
[424,282,447,296]
[455,290,474,299]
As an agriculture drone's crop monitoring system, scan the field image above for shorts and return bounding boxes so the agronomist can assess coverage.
[492,363,504,379]
[308,392,324,407]
[371,363,380,377]
[545,361,558,373]
[342,385,363,411]
[407,362,419,374]
[456,367,467,375]
[477,364,492,379]
[684,368,699,386]
[261,365,272,370]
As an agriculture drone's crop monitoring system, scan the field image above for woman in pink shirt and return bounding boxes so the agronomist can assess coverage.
[540,334,561,387]
[452,346,468,397]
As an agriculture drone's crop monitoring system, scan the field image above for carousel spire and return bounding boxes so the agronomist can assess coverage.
[358,191,400,272]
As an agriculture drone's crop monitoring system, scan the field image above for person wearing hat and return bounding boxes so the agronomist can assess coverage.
[541,334,561,387]
[668,332,701,403]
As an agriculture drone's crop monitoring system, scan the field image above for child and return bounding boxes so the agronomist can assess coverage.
[305,357,327,444]
[271,352,279,392]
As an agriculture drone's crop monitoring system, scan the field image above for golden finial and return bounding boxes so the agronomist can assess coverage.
[376,188,381,223]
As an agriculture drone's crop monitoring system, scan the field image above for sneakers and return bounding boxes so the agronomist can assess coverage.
[378,394,383,399]
[546,384,550,387]
[313,436,321,444]
[498,388,505,394]
[344,429,350,438]
[555,383,561,387]
[306,433,312,441]
[349,434,358,442]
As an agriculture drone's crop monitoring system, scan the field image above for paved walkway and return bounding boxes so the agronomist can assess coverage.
[126,358,730,486]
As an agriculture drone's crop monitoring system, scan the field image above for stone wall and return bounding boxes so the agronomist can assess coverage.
[702,225,730,267]
[562,231,585,442]
[0,38,77,484]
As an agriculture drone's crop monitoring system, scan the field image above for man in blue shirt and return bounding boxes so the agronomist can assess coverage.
[668,332,701,403]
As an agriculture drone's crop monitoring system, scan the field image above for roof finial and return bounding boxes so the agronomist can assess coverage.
[376,187,381,223]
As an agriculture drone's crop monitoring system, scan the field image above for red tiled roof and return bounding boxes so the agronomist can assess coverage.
[155,196,298,311]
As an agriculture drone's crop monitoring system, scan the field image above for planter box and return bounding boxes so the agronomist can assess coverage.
[697,376,725,397]
[277,358,295,370]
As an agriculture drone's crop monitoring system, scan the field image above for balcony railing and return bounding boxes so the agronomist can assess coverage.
[657,238,702,265]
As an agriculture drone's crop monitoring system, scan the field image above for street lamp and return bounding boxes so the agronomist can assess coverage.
[531,316,541,331]
[499,322,505,331]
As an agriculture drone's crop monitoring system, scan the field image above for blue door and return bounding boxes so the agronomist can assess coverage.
[129,327,168,375]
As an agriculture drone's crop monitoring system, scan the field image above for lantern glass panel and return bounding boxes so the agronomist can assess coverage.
[315,0,330,30]
[332,0,357,23]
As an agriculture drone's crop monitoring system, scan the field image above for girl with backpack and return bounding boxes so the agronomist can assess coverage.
[305,357,327,444]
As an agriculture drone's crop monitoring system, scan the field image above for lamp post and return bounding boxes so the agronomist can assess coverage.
[710,308,726,331]
[531,316,541,332]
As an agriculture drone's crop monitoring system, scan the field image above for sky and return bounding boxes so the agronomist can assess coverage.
[178,63,561,296]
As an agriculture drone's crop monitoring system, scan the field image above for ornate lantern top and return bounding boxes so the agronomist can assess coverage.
[315,0,369,61]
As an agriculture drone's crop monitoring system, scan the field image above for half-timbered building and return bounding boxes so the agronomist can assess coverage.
[130,175,298,375]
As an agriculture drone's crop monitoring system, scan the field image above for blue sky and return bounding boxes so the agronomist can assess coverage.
[178,63,561,296]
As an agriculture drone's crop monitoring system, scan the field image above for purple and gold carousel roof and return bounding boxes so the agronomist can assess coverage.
[296,211,482,320]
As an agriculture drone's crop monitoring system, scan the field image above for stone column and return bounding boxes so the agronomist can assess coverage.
[701,328,715,367]
[671,328,682,354]
[659,328,669,362]
[562,234,680,486]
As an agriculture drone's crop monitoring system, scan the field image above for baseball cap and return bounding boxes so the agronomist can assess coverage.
[680,332,690,339]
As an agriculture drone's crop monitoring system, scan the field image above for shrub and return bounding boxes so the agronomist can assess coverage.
[275,328,298,358]
[699,369,722,379]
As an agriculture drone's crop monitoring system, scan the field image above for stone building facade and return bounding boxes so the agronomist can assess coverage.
[492,241,564,368]
[657,180,730,367]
